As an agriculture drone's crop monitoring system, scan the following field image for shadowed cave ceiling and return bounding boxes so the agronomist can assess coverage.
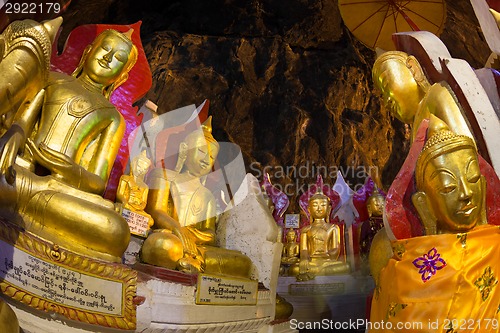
[26,0,493,209]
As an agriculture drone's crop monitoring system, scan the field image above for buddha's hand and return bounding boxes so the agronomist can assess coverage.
[328,248,340,259]
[0,124,24,184]
[26,140,78,181]
[173,227,198,257]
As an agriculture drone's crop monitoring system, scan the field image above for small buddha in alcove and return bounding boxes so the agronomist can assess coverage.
[289,187,350,281]
[359,185,385,272]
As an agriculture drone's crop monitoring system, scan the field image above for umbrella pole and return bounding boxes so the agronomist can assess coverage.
[387,0,421,31]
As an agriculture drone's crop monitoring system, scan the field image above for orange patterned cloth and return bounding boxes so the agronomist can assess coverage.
[370,224,500,332]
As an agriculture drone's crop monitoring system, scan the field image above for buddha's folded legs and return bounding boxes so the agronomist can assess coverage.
[0,168,131,262]
[199,245,252,279]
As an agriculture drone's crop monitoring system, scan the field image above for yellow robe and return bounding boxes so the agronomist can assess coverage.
[370,224,500,332]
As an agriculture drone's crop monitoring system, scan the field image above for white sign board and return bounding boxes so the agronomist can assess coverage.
[196,274,258,305]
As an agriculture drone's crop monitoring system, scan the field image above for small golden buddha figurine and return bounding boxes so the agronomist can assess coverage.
[372,50,474,142]
[359,185,385,268]
[116,150,154,237]
[289,188,350,281]
[0,27,138,262]
[140,117,252,277]
[281,228,300,265]
[369,116,498,332]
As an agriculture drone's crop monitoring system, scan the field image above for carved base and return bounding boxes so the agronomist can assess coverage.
[134,263,275,332]
[0,222,279,332]
[0,219,137,331]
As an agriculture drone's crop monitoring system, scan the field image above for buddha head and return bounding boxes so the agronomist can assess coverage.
[179,116,220,178]
[131,150,151,178]
[372,51,428,124]
[0,17,61,118]
[412,116,487,234]
[308,187,331,222]
[285,229,297,243]
[367,185,385,218]
[73,29,138,99]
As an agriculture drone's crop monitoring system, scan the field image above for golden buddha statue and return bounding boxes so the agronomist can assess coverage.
[369,116,498,332]
[116,150,154,237]
[0,27,138,262]
[372,50,473,142]
[140,117,252,277]
[289,188,350,281]
[359,185,385,268]
[281,228,299,266]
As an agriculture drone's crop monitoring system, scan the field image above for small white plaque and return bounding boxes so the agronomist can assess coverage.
[284,214,300,228]
[122,208,150,237]
[196,274,258,305]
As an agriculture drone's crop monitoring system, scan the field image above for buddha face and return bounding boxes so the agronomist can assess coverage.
[83,32,132,86]
[183,134,219,178]
[367,195,385,218]
[286,230,297,243]
[132,157,151,177]
[373,58,421,124]
[421,147,483,232]
[308,197,330,220]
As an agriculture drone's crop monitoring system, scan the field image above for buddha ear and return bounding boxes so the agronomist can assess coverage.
[411,191,437,235]
[105,73,130,99]
[478,175,487,226]
[175,142,188,172]
[0,36,5,60]
[406,55,430,90]
[367,203,373,218]
[72,45,92,77]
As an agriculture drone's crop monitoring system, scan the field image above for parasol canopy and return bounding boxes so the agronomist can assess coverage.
[339,0,446,51]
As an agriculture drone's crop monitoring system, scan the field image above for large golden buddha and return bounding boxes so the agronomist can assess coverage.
[140,117,252,278]
[288,188,350,281]
[0,25,137,262]
[369,117,500,333]
[372,51,473,142]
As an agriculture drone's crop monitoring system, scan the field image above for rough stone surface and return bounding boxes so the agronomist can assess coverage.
[56,0,491,211]
[217,173,282,290]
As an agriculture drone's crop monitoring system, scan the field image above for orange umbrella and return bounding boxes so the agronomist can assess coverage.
[339,0,446,51]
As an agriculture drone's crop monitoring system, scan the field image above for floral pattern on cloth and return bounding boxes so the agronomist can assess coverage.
[474,267,498,301]
[412,247,447,282]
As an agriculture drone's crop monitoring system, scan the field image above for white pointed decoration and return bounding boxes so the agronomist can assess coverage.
[332,171,358,227]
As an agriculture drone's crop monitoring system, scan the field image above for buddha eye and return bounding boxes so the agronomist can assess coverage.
[466,160,480,183]
[440,185,456,194]
[115,51,128,62]
[101,44,112,52]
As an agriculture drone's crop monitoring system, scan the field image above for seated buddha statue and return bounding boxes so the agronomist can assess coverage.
[289,188,350,281]
[372,50,474,142]
[116,150,154,237]
[140,117,252,278]
[0,27,138,262]
[369,116,500,332]
[281,228,300,266]
[359,185,385,269]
